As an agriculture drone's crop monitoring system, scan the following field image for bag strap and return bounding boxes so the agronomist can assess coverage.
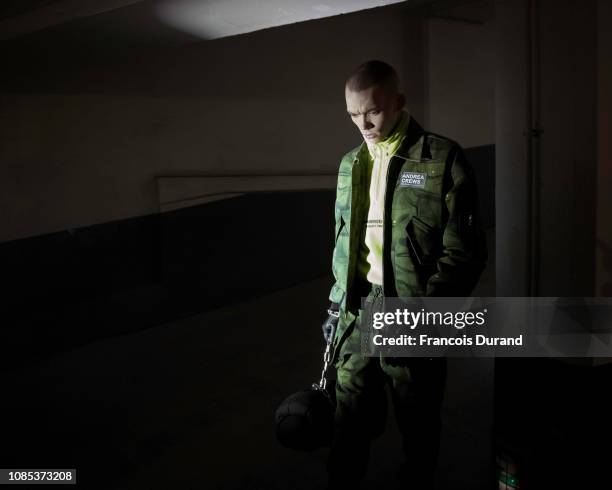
[314,313,338,392]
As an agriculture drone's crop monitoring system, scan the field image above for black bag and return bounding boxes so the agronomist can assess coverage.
[275,321,337,451]
[274,381,335,451]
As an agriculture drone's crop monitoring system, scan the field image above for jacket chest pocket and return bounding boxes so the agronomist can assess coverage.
[392,162,444,227]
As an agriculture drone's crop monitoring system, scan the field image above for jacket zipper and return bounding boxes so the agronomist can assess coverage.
[346,156,361,311]
[381,148,391,296]
[375,146,384,202]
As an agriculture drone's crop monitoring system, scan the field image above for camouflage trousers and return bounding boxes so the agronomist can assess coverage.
[327,284,447,489]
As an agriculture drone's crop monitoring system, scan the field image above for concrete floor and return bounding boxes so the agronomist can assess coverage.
[1,230,496,490]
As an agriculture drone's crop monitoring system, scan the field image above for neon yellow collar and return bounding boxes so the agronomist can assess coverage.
[368,110,410,158]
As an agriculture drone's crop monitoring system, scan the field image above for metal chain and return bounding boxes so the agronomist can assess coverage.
[314,310,339,392]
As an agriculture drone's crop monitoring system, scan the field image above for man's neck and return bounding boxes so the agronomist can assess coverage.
[387,110,403,137]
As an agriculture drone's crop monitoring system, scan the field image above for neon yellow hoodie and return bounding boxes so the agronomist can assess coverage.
[357,109,410,284]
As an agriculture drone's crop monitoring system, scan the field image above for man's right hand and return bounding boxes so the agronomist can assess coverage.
[322,309,340,344]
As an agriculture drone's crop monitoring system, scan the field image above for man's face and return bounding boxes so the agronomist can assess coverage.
[345,84,403,144]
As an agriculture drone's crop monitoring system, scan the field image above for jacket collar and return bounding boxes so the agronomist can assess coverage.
[352,115,426,164]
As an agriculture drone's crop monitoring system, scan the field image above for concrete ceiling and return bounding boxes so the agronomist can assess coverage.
[154,0,407,40]
[0,0,414,42]
[0,0,490,43]
[0,0,489,93]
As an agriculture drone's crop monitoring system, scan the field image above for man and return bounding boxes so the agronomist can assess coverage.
[322,60,487,489]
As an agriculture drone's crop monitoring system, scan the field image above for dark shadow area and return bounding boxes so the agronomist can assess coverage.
[1,190,335,370]
[0,272,497,490]
[0,277,336,490]
[494,358,612,489]
[465,144,495,229]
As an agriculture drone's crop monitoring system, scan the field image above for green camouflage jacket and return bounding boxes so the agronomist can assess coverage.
[329,116,488,356]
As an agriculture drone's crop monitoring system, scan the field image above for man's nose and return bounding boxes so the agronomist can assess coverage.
[358,115,373,130]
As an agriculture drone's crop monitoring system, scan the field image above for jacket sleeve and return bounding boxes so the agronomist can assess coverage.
[329,181,346,308]
[426,145,488,296]
[329,155,352,308]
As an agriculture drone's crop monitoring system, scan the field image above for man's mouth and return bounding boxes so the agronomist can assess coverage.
[364,133,376,139]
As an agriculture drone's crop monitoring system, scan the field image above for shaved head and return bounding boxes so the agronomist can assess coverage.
[344,60,405,144]
[345,60,400,95]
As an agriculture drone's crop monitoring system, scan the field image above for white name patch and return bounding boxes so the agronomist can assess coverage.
[400,172,427,188]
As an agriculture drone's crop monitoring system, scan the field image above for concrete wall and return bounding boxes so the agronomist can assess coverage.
[495,2,606,485]
[597,0,612,296]
[425,15,495,148]
[0,5,425,243]
[424,6,496,232]
[495,0,530,296]
[495,0,599,297]
[537,0,597,296]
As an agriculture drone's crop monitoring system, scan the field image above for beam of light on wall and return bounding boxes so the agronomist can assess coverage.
[154,0,406,40]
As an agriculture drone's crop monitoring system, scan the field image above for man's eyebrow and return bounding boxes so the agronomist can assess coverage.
[347,107,378,115]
